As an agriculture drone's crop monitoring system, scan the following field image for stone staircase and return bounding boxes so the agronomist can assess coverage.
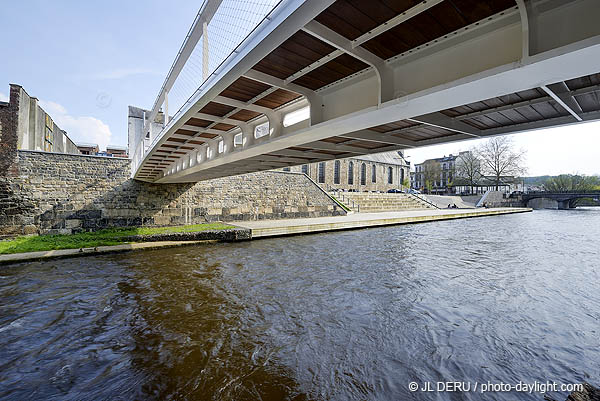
[331,192,437,213]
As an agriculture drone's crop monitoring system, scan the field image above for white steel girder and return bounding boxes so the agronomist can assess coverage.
[136,0,600,182]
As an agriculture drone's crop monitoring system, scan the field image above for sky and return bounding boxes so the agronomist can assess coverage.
[1,1,598,175]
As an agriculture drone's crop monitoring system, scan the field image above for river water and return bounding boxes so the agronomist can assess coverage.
[1,209,599,400]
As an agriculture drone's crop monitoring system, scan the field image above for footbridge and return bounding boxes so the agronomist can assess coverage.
[130,0,600,183]
[520,191,600,209]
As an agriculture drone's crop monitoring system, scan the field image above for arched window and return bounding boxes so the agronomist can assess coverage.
[334,160,340,184]
[360,163,366,185]
[348,161,354,185]
[388,166,393,184]
[372,164,377,183]
[301,164,309,175]
[318,162,326,183]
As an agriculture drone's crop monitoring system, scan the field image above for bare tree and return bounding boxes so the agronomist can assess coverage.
[477,137,527,191]
[455,150,481,195]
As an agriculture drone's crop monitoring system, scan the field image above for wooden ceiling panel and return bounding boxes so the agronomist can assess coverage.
[220,76,272,102]
[186,118,211,128]
[199,102,236,117]
[230,109,262,122]
[253,31,336,80]
[254,89,302,109]
[369,119,419,133]
[293,53,369,90]
[212,123,236,131]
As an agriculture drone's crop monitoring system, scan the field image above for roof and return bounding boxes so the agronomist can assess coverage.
[416,154,459,165]
[450,176,516,186]
[107,145,127,151]
[351,151,407,166]
[76,142,99,148]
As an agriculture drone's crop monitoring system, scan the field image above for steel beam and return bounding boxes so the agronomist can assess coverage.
[541,84,583,121]
[351,0,444,48]
[243,69,323,124]
[409,112,481,137]
[302,20,394,102]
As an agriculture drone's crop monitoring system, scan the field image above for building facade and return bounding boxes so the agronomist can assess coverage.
[283,151,410,192]
[413,153,462,194]
[413,151,518,194]
[1,84,80,155]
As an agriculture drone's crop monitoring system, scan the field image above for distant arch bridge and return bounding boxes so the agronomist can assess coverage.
[129,0,600,183]
[519,191,600,209]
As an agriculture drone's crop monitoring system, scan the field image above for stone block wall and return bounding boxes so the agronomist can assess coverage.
[285,157,409,193]
[0,150,344,238]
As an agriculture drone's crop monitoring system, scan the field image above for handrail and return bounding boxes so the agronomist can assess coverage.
[408,193,440,209]
[476,189,492,207]
[132,0,288,177]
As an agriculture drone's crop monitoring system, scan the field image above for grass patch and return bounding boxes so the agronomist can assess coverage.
[0,223,234,255]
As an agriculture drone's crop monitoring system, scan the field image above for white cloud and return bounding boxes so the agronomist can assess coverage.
[40,100,112,151]
[0,92,8,102]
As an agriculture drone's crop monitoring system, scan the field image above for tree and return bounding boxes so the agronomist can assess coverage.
[422,160,441,194]
[543,174,600,191]
[455,150,482,195]
[477,137,527,191]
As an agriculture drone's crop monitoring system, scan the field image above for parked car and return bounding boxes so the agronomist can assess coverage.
[407,189,421,195]
[387,188,403,193]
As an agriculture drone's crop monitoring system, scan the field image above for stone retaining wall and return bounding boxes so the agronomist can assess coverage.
[0,150,344,238]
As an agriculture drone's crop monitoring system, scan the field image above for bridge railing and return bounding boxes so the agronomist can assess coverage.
[131,0,286,176]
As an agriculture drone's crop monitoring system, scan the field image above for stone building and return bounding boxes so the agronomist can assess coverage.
[106,145,128,158]
[1,84,80,155]
[412,153,460,194]
[283,151,410,192]
[412,151,518,194]
[76,143,99,155]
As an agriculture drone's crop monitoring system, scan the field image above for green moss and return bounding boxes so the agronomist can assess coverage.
[0,223,234,255]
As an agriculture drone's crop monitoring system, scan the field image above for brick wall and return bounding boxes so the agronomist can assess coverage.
[0,150,344,238]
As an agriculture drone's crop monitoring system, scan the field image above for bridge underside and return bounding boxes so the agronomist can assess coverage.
[134,0,600,183]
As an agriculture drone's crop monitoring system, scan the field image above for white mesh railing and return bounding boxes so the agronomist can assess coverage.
[132,0,283,176]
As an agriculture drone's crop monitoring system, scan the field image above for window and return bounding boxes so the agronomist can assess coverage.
[372,164,377,183]
[360,163,366,185]
[388,166,393,184]
[348,162,354,185]
[334,160,340,184]
[283,167,290,172]
[254,122,270,139]
[283,106,310,127]
[301,164,309,175]
[318,162,326,183]
[400,168,404,185]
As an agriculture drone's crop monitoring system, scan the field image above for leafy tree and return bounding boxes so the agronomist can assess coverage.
[543,174,600,191]
[477,137,527,191]
[455,150,482,195]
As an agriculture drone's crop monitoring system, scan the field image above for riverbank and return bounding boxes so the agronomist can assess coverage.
[0,223,250,262]
[235,207,532,238]
[0,207,531,265]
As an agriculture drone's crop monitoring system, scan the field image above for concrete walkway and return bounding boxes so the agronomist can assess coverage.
[234,207,532,238]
